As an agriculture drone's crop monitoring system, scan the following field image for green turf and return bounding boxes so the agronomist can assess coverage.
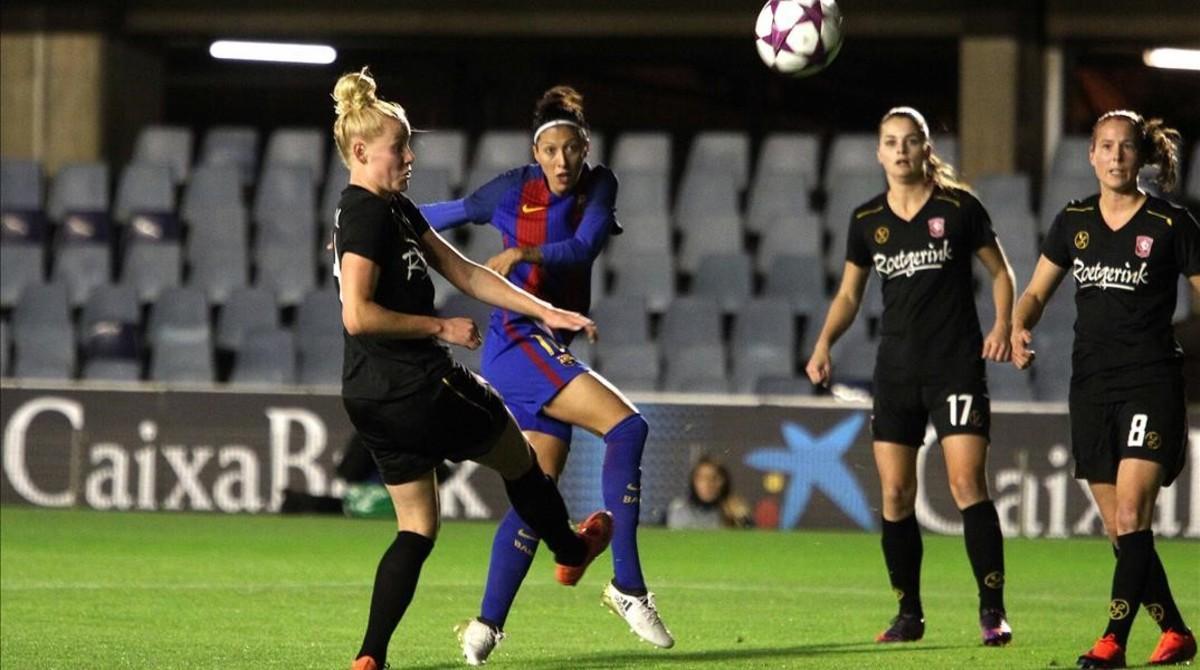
[1,507,1197,669]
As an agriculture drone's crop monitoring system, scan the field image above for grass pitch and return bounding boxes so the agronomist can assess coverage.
[1,506,1197,669]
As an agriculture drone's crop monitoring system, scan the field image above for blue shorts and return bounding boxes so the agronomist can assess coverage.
[481,314,589,442]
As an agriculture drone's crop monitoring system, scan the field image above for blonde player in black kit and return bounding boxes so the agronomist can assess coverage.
[1012,110,1198,669]
[806,107,1016,647]
[330,69,614,670]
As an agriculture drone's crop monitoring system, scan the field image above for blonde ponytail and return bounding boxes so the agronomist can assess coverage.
[332,67,407,168]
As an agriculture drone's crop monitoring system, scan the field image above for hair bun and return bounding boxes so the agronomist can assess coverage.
[333,68,378,116]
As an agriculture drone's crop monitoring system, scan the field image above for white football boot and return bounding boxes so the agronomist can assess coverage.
[455,618,504,666]
[601,582,675,648]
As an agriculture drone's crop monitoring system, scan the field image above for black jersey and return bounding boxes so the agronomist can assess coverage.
[333,185,453,400]
[1041,194,1200,400]
[846,187,996,384]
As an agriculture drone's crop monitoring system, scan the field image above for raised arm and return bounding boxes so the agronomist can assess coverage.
[975,240,1016,362]
[418,168,518,231]
[805,261,871,386]
[1010,256,1067,370]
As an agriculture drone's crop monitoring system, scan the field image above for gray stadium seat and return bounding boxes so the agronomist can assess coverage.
[429,271,460,310]
[975,173,1032,220]
[438,293,493,372]
[1048,135,1091,178]
[1,159,43,211]
[829,315,874,383]
[1,243,45,309]
[151,333,213,384]
[754,375,814,396]
[132,125,193,184]
[684,131,750,190]
[253,166,316,226]
[933,134,959,169]
[825,133,879,181]
[660,296,721,347]
[199,126,259,186]
[412,130,468,190]
[692,253,753,313]
[756,133,820,188]
[187,207,249,304]
[731,298,795,392]
[1030,331,1073,402]
[664,343,728,393]
[82,359,141,382]
[182,165,244,224]
[589,296,650,345]
[585,131,606,167]
[756,209,823,272]
[47,163,109,222]
[298,334,342,386]
[255,232,316,306]
[404,167,454,207]
[79,283,140,338]
[463,226,504,264]
[148,286,210,346]
[52,214,112,306]
[674,172,740,227]
[763,253,827,317]
[296,287,342,341]
[262,127,324,186]
[114,163,175,223]
[11,283,74,380]
[610,132,672,177]
[606,213,670,259]
[746,172,814,235]
[990,213,1039,268]
[825,172,885,235]
[78,283,141,381]
[677,215,742,275]
[231,326,296,385]
[594,340,659,392]
[465,130,529,193]
[122,236,182,304]
[217,286,279,351]
[608,251,675,313]
[615,170,671,220]
[986,360,1033,402]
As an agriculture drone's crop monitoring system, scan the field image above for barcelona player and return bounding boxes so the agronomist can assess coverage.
[806,106,1016,647]
[1012,110,1197,668]
[421,85,674,665]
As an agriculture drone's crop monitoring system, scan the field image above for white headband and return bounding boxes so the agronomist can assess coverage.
[533,119,587,143]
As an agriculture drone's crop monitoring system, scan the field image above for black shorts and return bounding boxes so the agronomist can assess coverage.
[343,364,511,485]
[1069,382,1188,487]
[871,378,991,446]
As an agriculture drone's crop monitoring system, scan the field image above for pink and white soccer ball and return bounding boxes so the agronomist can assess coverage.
[755,0,843,77]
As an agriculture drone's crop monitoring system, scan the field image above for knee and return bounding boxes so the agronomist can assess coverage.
[880,481,917,516]
[1114,502,1149,535]
[398,513,441,540]
[948,472,987,508]
[606,412,648,441]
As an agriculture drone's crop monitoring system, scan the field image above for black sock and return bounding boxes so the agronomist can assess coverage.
[357,531,435,665]
[502,461,585,566]
[881,515,923,617]
[1142,549,1188,632]
[961,500,1006,612]
[1104,530,1153,646]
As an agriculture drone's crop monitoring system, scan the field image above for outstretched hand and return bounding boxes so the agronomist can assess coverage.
[542,308,598,343]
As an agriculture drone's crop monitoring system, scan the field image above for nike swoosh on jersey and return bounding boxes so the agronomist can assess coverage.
[517,529,538,540]
[521,204,547,214]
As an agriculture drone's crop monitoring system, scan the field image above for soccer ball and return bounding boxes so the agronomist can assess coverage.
[755,0,843,77]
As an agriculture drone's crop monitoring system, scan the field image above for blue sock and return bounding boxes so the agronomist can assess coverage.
[603,414,649,593]
[479,509,539,629]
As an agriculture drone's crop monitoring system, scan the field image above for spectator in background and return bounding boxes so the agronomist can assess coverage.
[666,457,752,530]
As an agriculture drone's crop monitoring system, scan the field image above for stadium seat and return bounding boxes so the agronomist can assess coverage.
[199,126,259,186]
[1039,174,1098,235]
[763,253,827,317]
[1048,134,1091,178]
[1030,331,1073,402]
[755,133,820,188]
[605,213,671,258]
[0,243,45,309]
[122,213,183,302]
[829,315,874,383]
[676,213,742,275]
[79,285,141,382]
[298,334,342,386]
[11,283,74,380]
[825,172,885,239]
[438,293,492,372]
[465,130,528,193]
[186,207,249,304]
[692,252,753,313]
[52,212,112,306]
[132,125,193,184]
[429,271,460,310]
[731,298,795,392]
[254,166,316,226]
[986,360,1033,402]
[1,159,43,211]
[114,163,176,224]
[585,131,606,166]
[610,132,672,177]
[664,343,728,393]
[150,333,213,384]
[594,340,659,392]
[660,296,721,347]
[589,296,650,345]
[674,172,740,227]
[47,162,109,222]
[933,134,960,168]
[683,131,750,190]
[608,251,675,313]
[746,172,815,235]
[975,173,1033,220]
[231,326,296,385]
[217,286,279,351]
[825,133,879,181]
[756,209,823,272]
[463,226,504,264]
[615,170,671,220]
[262,127,324,186]
[79,283,140,340]
[412,130,468,190]
[182,164,245,225]
[990,212,1039,268]
[82,359,141,382]
[404,166,454,207]
[148,286,210,347]
[256,233,316,307]
[754,374,814,396]
[295,287,342,341]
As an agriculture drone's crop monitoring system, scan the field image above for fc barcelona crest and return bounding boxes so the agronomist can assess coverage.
[927,217,945,239]
[1135,235,1154,259]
